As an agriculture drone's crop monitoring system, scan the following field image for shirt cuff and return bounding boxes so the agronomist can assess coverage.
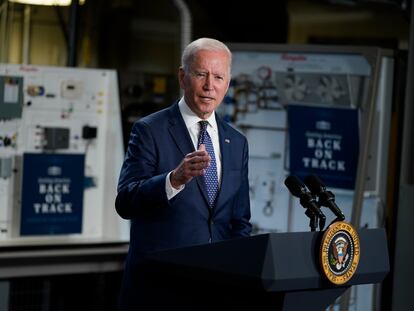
[166,171,185,200]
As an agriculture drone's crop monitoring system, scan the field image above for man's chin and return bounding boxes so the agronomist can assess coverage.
[197,105,215,117]
[200,110,213,118]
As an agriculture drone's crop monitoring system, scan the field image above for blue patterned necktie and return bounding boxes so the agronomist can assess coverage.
[198,120,219,207]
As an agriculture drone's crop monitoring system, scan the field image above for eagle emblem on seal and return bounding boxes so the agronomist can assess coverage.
[331,236,349,270]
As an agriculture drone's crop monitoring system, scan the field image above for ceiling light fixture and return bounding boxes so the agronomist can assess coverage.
[8,0,85,6]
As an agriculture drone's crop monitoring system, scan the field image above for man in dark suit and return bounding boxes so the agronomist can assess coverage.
[115,37,251,310]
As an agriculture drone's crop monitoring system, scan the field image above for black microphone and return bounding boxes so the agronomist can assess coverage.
[284,175,326,222]
[304,174,345,221]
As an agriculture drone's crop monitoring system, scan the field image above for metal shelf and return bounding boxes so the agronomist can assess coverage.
[0,240,129,278]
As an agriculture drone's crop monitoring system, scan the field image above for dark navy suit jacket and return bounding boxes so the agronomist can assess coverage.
[115,102,251,309]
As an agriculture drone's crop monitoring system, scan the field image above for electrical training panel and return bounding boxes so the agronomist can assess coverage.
[0,64,128,244]
[219,46,393,234]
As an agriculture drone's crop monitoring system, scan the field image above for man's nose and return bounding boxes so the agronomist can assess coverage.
[203,74,213,90]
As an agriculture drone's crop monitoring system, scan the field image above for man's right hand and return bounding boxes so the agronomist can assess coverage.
[170,144,211,189]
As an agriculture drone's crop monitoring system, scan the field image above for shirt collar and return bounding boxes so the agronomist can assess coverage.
[178,97,218,132]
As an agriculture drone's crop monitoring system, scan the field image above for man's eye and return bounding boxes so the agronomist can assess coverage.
[215,76,224,81]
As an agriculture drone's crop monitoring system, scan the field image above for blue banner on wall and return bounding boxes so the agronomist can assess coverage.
[20,153,85,235]
[288,105,359,190]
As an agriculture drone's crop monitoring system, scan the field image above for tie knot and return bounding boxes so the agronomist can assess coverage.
[199,120,209,132]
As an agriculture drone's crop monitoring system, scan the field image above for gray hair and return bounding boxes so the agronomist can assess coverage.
[181,38,232,74]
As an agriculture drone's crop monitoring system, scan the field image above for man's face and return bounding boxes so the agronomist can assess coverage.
[179,49,231,119]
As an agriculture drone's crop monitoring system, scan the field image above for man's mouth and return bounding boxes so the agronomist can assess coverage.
[199,95,215,102]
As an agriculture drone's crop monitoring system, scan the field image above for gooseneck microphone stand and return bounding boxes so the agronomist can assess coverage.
[305,209,318,232]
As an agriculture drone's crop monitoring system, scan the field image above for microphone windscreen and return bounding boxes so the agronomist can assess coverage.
[284,175,305,197]
[304,174,325,194]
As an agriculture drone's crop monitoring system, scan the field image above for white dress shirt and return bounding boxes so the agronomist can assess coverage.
[166,97,222,200]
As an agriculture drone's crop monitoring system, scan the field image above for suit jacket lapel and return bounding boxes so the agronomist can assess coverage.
[168,103,194,156]
[214,115,230,210]
[168,103,210,208]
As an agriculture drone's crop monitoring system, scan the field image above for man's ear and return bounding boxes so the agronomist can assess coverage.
[225,75,231,92]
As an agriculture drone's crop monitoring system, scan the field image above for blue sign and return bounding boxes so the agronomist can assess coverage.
[20,153,85,235]
[288,105,359,190]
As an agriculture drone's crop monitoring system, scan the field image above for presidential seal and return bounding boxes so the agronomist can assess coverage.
[320,221,360,285]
